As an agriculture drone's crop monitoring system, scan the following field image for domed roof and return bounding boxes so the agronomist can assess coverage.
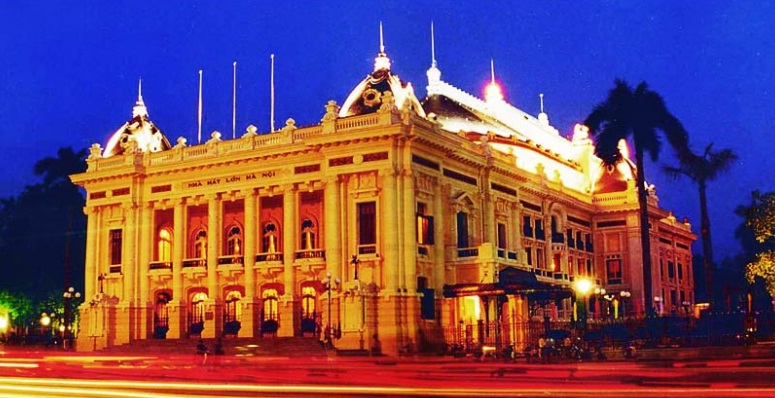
[103,83,172,158]
[338,44,425,118]
[593,158,636,194]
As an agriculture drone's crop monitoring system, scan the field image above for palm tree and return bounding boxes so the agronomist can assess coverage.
[585,79,688,316]
[663,144,737,306]
[34,146,87,187]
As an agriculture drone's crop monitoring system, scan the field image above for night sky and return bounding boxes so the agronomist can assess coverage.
[1,1,772,258]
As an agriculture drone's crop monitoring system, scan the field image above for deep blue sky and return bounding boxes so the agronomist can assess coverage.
[1,1,772,258]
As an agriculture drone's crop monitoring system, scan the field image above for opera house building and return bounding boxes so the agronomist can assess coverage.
[70,45,695,355]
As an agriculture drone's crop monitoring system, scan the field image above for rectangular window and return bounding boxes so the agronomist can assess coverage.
[535,219,545,240]
[497,223,507,249]
[456,211,469,248]
[536,248,544,268]
[109,229,123,265]
[678,263,683,280]
[357,201,377,249]
[525,247,533,266]
[668,261,675,279]
[522,215,533,238]
[606,259,622,284]
[416,203,434,245]
[576,231,584,250]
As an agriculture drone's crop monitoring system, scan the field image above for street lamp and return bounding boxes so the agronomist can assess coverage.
[573,278,593,332]
[653,296,663,316]
[619,291,631,319]
[594,287,606,320]
[63,286,81,350]
[321,271,340,348]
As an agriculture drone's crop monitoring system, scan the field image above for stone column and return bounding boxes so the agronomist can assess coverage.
[281,185,297,336]
[382,169,399,294]
[432,180,445,293]
[205,193,221,338]
[83,206,98,302]
[402,170,417,293]
[242,189,257,337]
[324,176,342,281]
[168,198,185,339]
[122,203,136,303]
[137,202,153,340]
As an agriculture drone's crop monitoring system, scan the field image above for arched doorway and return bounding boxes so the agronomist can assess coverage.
[154,292,171,339]
[224,290,243,336]
[261,289,279,336]
[300,285,319,336]
[189,291,208,336]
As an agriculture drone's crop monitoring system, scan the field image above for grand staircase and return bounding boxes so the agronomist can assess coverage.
[99,336,328,357]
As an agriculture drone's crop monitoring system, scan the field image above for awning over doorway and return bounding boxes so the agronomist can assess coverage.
[442,266,572,299]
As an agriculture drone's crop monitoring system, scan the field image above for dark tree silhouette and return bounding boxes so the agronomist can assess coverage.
[0,147,87,299]
[585,79,688,316]
[663,143,737,307]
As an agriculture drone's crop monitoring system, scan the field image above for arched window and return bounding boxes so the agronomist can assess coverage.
[301,219,316,250]
[157,228,172,262]
[301,286,317,319]
[225,226,242,256]
[224,290,242,323]
[193,230,207,259]
[263,289,279,321]
[263,223,278,253]
[154,292,170,329]
[190,292,208,324]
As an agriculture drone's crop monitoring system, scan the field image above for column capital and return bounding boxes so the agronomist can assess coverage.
[379,167,397,178]
[83,206,99,215]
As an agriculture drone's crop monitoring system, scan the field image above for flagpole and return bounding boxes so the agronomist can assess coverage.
[197,69,203,144]
[232,61,237,139]
[270,54,275,132]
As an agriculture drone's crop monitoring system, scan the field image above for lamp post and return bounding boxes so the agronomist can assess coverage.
[40,312,52,345]
[351,255,366,350]
[593,287,606,320]
[653,296,663,316]
[573,278,593,334]
[619,291,631,319]
[321,271,340,348]
[63,287,81,350]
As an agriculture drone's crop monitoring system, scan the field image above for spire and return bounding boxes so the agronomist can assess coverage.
[427,21,441,84]
[538,93,549,124]
[132,78,148,118]
[485,59,503,104]
[374,22,391,71]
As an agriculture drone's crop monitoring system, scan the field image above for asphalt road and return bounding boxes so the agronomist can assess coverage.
[1,350,775,397]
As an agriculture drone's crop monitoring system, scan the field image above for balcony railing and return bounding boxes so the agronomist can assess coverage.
[457,247,479,258]
[182,258,206,268]
[149,261,172,270]
[109,265,122,274]
[218,255,244,266]
[358,244,377,255]
[295,249,325,259]
[255,252,283,262]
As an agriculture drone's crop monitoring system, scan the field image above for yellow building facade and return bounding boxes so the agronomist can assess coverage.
[71,47,695,355]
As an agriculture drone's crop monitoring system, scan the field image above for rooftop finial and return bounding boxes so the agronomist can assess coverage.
[379,21,385,54]
[137,78,144,104]
[490,58,496,85]
[132,77,148,118]
[538,93,549,124]
[431,21,436,67]
[485,59,504,104]
[374,22,391,71]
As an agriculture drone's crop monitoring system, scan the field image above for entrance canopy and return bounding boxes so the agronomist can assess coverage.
[442,266,572,299]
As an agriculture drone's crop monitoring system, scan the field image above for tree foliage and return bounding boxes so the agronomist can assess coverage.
[742,190,775,295]
[0,147,87,299]
[584,79,688,314]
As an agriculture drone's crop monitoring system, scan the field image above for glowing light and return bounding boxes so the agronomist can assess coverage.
[573,278,593,295]
[485,82,503,103]
[0,314,7,331]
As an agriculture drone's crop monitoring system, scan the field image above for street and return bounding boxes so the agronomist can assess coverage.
[2,349,775,397]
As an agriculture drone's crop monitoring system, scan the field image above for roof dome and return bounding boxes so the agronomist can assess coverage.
[103,83,172,158]
[338,30,425,118]
[593,158,636,194]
